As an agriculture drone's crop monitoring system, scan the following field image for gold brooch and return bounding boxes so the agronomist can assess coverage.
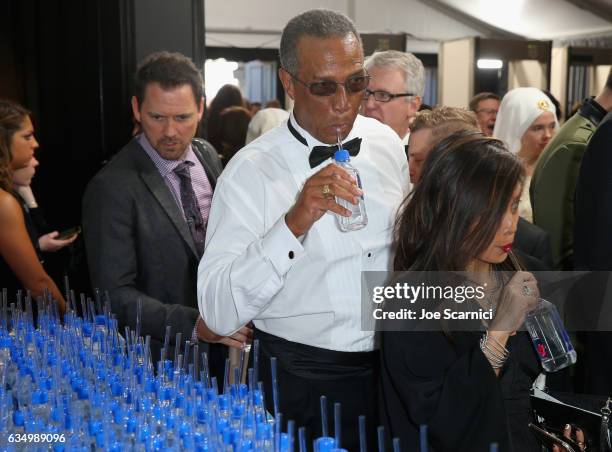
[538,99,550,110]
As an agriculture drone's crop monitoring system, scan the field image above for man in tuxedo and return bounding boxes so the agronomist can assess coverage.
[83,51,250,371]
[198,10,408,450]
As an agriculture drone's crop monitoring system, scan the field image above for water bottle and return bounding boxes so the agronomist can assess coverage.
[524,299,577,372]
[333,149,368,232]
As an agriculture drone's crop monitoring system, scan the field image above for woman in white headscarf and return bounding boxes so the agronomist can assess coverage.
[493,87,558,222]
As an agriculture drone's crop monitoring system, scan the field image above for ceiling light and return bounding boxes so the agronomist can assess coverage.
[477,59,503,69]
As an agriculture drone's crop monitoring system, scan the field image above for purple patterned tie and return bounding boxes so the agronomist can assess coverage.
[174,162,206,257]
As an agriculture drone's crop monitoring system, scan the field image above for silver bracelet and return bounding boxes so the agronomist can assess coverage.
[480,331,509,369]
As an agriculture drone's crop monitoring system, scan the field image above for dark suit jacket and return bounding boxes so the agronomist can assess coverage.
[513,217,553,270]
[574,112,612,271]
[82,137,222,362]
[573,112,612,395]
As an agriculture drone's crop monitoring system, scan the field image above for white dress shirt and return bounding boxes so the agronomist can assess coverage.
[198,113,409,352]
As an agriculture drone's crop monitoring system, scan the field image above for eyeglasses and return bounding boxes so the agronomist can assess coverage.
[364,89,414,103]
[285,69,371,96]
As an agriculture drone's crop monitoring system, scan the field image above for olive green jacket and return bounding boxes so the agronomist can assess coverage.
[530,99,606,270]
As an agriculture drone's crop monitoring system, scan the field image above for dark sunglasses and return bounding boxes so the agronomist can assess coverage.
[286,69,371,96]
[364,89,414,103]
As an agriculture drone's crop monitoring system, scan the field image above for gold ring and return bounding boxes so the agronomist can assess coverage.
[321,184,332,196]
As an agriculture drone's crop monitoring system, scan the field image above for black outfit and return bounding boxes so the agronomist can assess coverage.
[381,331,540,451]
[254,328,379,452]
[380,253,546,452]
[574,111,612,270]
[514,217,553,269]
[0,192,43,301]
[573,111,612,395]
[82,137,225,371]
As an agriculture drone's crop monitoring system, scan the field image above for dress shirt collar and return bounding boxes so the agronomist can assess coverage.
[138,133,197,178]
[402,132,410,145]
[288,112,360,152]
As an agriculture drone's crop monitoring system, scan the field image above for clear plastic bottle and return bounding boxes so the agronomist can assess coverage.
[524,298,577,372]
[333,149,368,232]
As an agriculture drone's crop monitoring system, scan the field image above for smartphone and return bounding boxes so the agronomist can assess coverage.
[56,226,81,240]
[528,423,580,452]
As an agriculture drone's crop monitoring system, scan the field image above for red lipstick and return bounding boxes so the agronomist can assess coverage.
[502,244,512,253]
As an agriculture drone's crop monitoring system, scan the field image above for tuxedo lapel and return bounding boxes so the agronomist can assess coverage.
[129,140,198,258]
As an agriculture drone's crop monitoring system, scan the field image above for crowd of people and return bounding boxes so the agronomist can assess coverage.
[3,6,612,452]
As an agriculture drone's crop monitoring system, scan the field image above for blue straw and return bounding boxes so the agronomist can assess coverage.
[419,425,428,452]
[393,438,401,452]
[377,426,385,452]
[288,420,295,452]
[298,427,307,452]
[334,402,341,447]
[253,339,260,384]
[320,395,328,437]
[223,357,230,394]
[275,412,283,452]
[271,357,279,417]
[359,415,367,452]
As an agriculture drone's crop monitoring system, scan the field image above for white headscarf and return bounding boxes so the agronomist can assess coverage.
[493,87,558,154]
[245,108,290,144]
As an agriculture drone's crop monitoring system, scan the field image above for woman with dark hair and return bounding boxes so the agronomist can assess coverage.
[0,99,66,312]
[380,133,580,451]
[205,84,245,152]
[218,106,251,167]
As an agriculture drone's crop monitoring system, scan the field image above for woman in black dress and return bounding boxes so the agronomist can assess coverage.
[380,133,580,451]
[0,99,66,312]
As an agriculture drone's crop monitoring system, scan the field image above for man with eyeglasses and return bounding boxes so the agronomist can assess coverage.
[469,92,501,136]
[197,9,408,449]
[362,50,425,150]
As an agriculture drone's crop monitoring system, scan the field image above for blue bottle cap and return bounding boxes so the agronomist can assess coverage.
[126,415,137,433]
[240,440,254,452]
[315,437,337,452]
[32,389,48,405]
[222,428,232,445]
[109,442,123,452]
[95,431,105,446]
[12,409,24,426]
[0,335,12,348]
[280,433,290,451]
[166,412,176,429]
[218,394,230,411]
[217,417,229,432]
[334,149,349,162]
[231,403,245,418]
[206,388,217,402]
[239,384,249,399]
[252,389,263,405]
[82,322,93,337]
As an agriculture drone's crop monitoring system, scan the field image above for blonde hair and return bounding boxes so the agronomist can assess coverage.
[410,106,480,143]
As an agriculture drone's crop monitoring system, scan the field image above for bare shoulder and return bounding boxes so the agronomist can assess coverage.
[0,190,23,223]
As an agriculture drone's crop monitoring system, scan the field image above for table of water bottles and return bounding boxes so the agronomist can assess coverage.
[0,291,471,452]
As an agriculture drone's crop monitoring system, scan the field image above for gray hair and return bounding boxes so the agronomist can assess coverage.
[365,50,425,98]
[279,9,362,74]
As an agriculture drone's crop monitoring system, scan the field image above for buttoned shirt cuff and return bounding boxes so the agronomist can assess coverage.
[191,316,202,344]
[260,215,305,277]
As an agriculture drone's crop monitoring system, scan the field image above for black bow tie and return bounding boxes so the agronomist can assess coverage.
[309,138,362,168]
[287,118,362,168]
